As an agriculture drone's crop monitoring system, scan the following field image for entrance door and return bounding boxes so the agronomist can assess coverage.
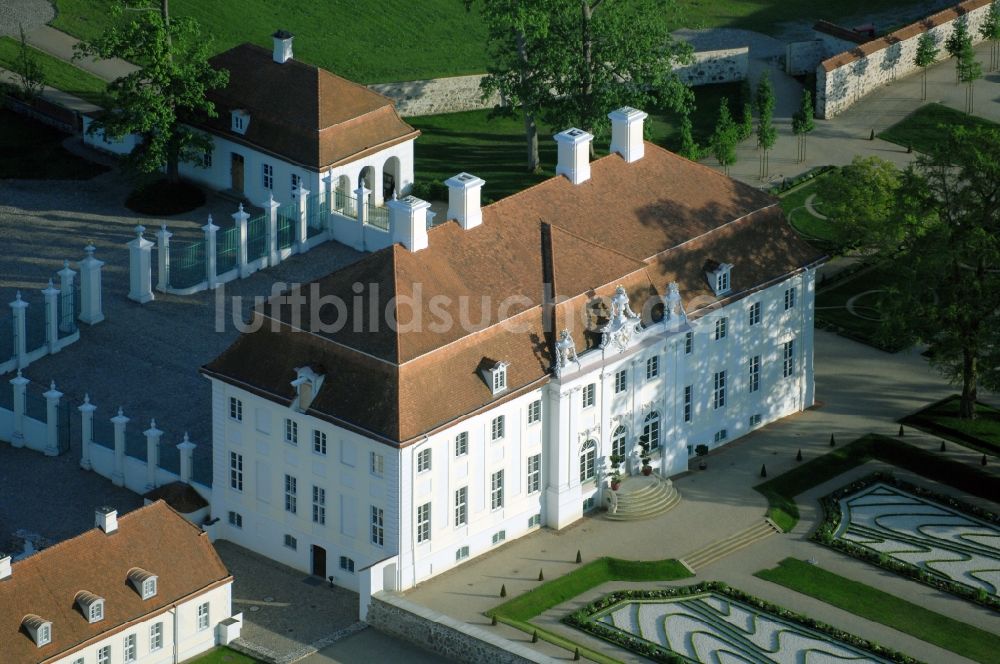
[382,171,396,201]
[311,545,327,578]
[231,153,245,193]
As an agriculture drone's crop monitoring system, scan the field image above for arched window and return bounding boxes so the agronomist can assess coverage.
[611,425,627,459]
[579,439,597,483]
[642,412,660,450]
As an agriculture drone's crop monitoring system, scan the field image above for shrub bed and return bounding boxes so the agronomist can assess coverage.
[900,395,1000,456]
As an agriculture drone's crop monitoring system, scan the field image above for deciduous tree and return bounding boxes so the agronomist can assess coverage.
[791,89,814,163]
[945,18,971,82]
[754,73,776,179]
[957,41,983,113]
[981,0,1000,71]
[13,25,44,101]
[818,156,902,251]
[710,98,738,174]
[914,31,939,101]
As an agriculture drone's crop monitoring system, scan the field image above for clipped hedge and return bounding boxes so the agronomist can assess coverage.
[772,164,836,194]
[565,582,922,664]
[813,471,1000,611]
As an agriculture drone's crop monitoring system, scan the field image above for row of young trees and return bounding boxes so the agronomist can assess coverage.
[915,3,1000,111]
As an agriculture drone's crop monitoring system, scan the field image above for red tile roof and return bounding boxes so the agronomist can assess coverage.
[0,501,231,664]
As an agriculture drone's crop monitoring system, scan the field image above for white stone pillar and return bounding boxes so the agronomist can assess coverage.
[57,260,76,333]
[233,204,250,277]
[10,292,28,368]
[295,185,310,253]
[266,193,281,266]
[9,371,28,449]
[324,168,336,216]
[79,394,96,470]
[111,407,129,487]
[43,381,62,457]
[42,281,59,354]
[203,216,219,289]
[128,225,155,304]
[355,185,370,225]
[177,433,196,484]
[79,245,105,325]
[155,224,172,293]
[144,419,162,492]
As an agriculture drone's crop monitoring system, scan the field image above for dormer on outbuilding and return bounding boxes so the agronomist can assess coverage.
[291,366,324,412]
[231,109,250,135]
[705,261,733,297]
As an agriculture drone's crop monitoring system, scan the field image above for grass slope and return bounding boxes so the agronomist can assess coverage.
[0,37,108,107]
[879,103,1000,154]
[902,395,1000,456]
[756,558,1000,664]
[0,109,108,180]
[778,170,842,253]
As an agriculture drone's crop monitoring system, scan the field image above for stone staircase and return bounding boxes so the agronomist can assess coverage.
[679,520,781,572]
[604,474,681,521]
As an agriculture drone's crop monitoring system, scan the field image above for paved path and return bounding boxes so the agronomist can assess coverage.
[23,24,137,82]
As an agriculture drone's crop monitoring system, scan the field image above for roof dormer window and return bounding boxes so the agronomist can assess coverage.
[231,109,250,135]
[75,592,104,623]
[22,615,52,647]
[291,366,324,412]
[128,568,158,599]
[490,362,508,394]
[706,261,733,297]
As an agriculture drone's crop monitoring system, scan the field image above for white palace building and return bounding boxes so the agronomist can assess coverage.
[201,109,824,599]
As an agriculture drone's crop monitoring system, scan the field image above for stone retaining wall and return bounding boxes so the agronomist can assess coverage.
[366,593,558,664]
[816,0,993,118]
[674,47,749,86]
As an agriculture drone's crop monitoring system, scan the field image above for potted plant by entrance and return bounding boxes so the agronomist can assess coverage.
[640,445,653,476]
[609,454,623,490]
[695,444,709,470]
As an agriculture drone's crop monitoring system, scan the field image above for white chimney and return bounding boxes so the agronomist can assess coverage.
[608,107,648,163]
[445,173,485,230]
[554,128,594,185]
[95,506,118,534]
[389,195,432,252]
[272,30,294,64]
[0,554,11,580]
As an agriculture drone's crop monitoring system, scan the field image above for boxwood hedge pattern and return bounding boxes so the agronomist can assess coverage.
[563,581,921,664]
[813,472,1000,611]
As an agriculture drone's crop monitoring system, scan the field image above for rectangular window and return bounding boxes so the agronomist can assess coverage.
[229,397,242,421]
[371,506,384,546]
[783,339,796,377]
[526,454,541,494]
[784,287,797,310]
[714,429,728,443]
[229,452,243,491]
[124,633,137,663]
[528,513,541,528]
[312,430,327,455]
[582,383,596,408]
[455,486,468,526]
[492,366,507,392]
[284,418,298,445]
[717,270,730,293]
[284,474,297,514]
[646,356,659,380]
[262,163,273,190]
[203,151,212,168]
[527,399,542,424]
[312,486,326,525]
[455,431,469,456]
[73,658,84,664]
[685,330,693,354]
[417,448,432,473]
[456,546,470,561]
[614,369,628,393]
[339,556,355,573]
[416,503,431,543]
[98,646,111,664]
[370,451,384,477]
[291,173,301,196]
[748,301,761,326]
[150,622,163,651]
[491,415,505,440]
[491,470,504,510]
[750,413,762,427]
[197,602,209,631]
[684,385,692,423]
[715,317,728,340]
[583,496,596,511]
[749,355,761,393]
[284,534,297,550]
[492,530,506,545]
[227,511,243,528]
[713,370,727,409]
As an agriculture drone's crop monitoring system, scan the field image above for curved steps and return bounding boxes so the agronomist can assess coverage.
[679,520,780,572]
[604,474,681,521]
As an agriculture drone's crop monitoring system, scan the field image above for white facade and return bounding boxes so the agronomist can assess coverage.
[50,584,235,664]
[208,269,816,592]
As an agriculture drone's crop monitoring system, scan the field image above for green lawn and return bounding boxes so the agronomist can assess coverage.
[185,646,261,664]
[0,37,108,107]
[815,261,909,352]
[902,395,1000,456]
[778,170,843,249]
[754,433,1000,531]
[878,103,1000,154]
[756,558,1000,664]
[0,109,108,179]
[52,0,934,83]
[410,83,742,202]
